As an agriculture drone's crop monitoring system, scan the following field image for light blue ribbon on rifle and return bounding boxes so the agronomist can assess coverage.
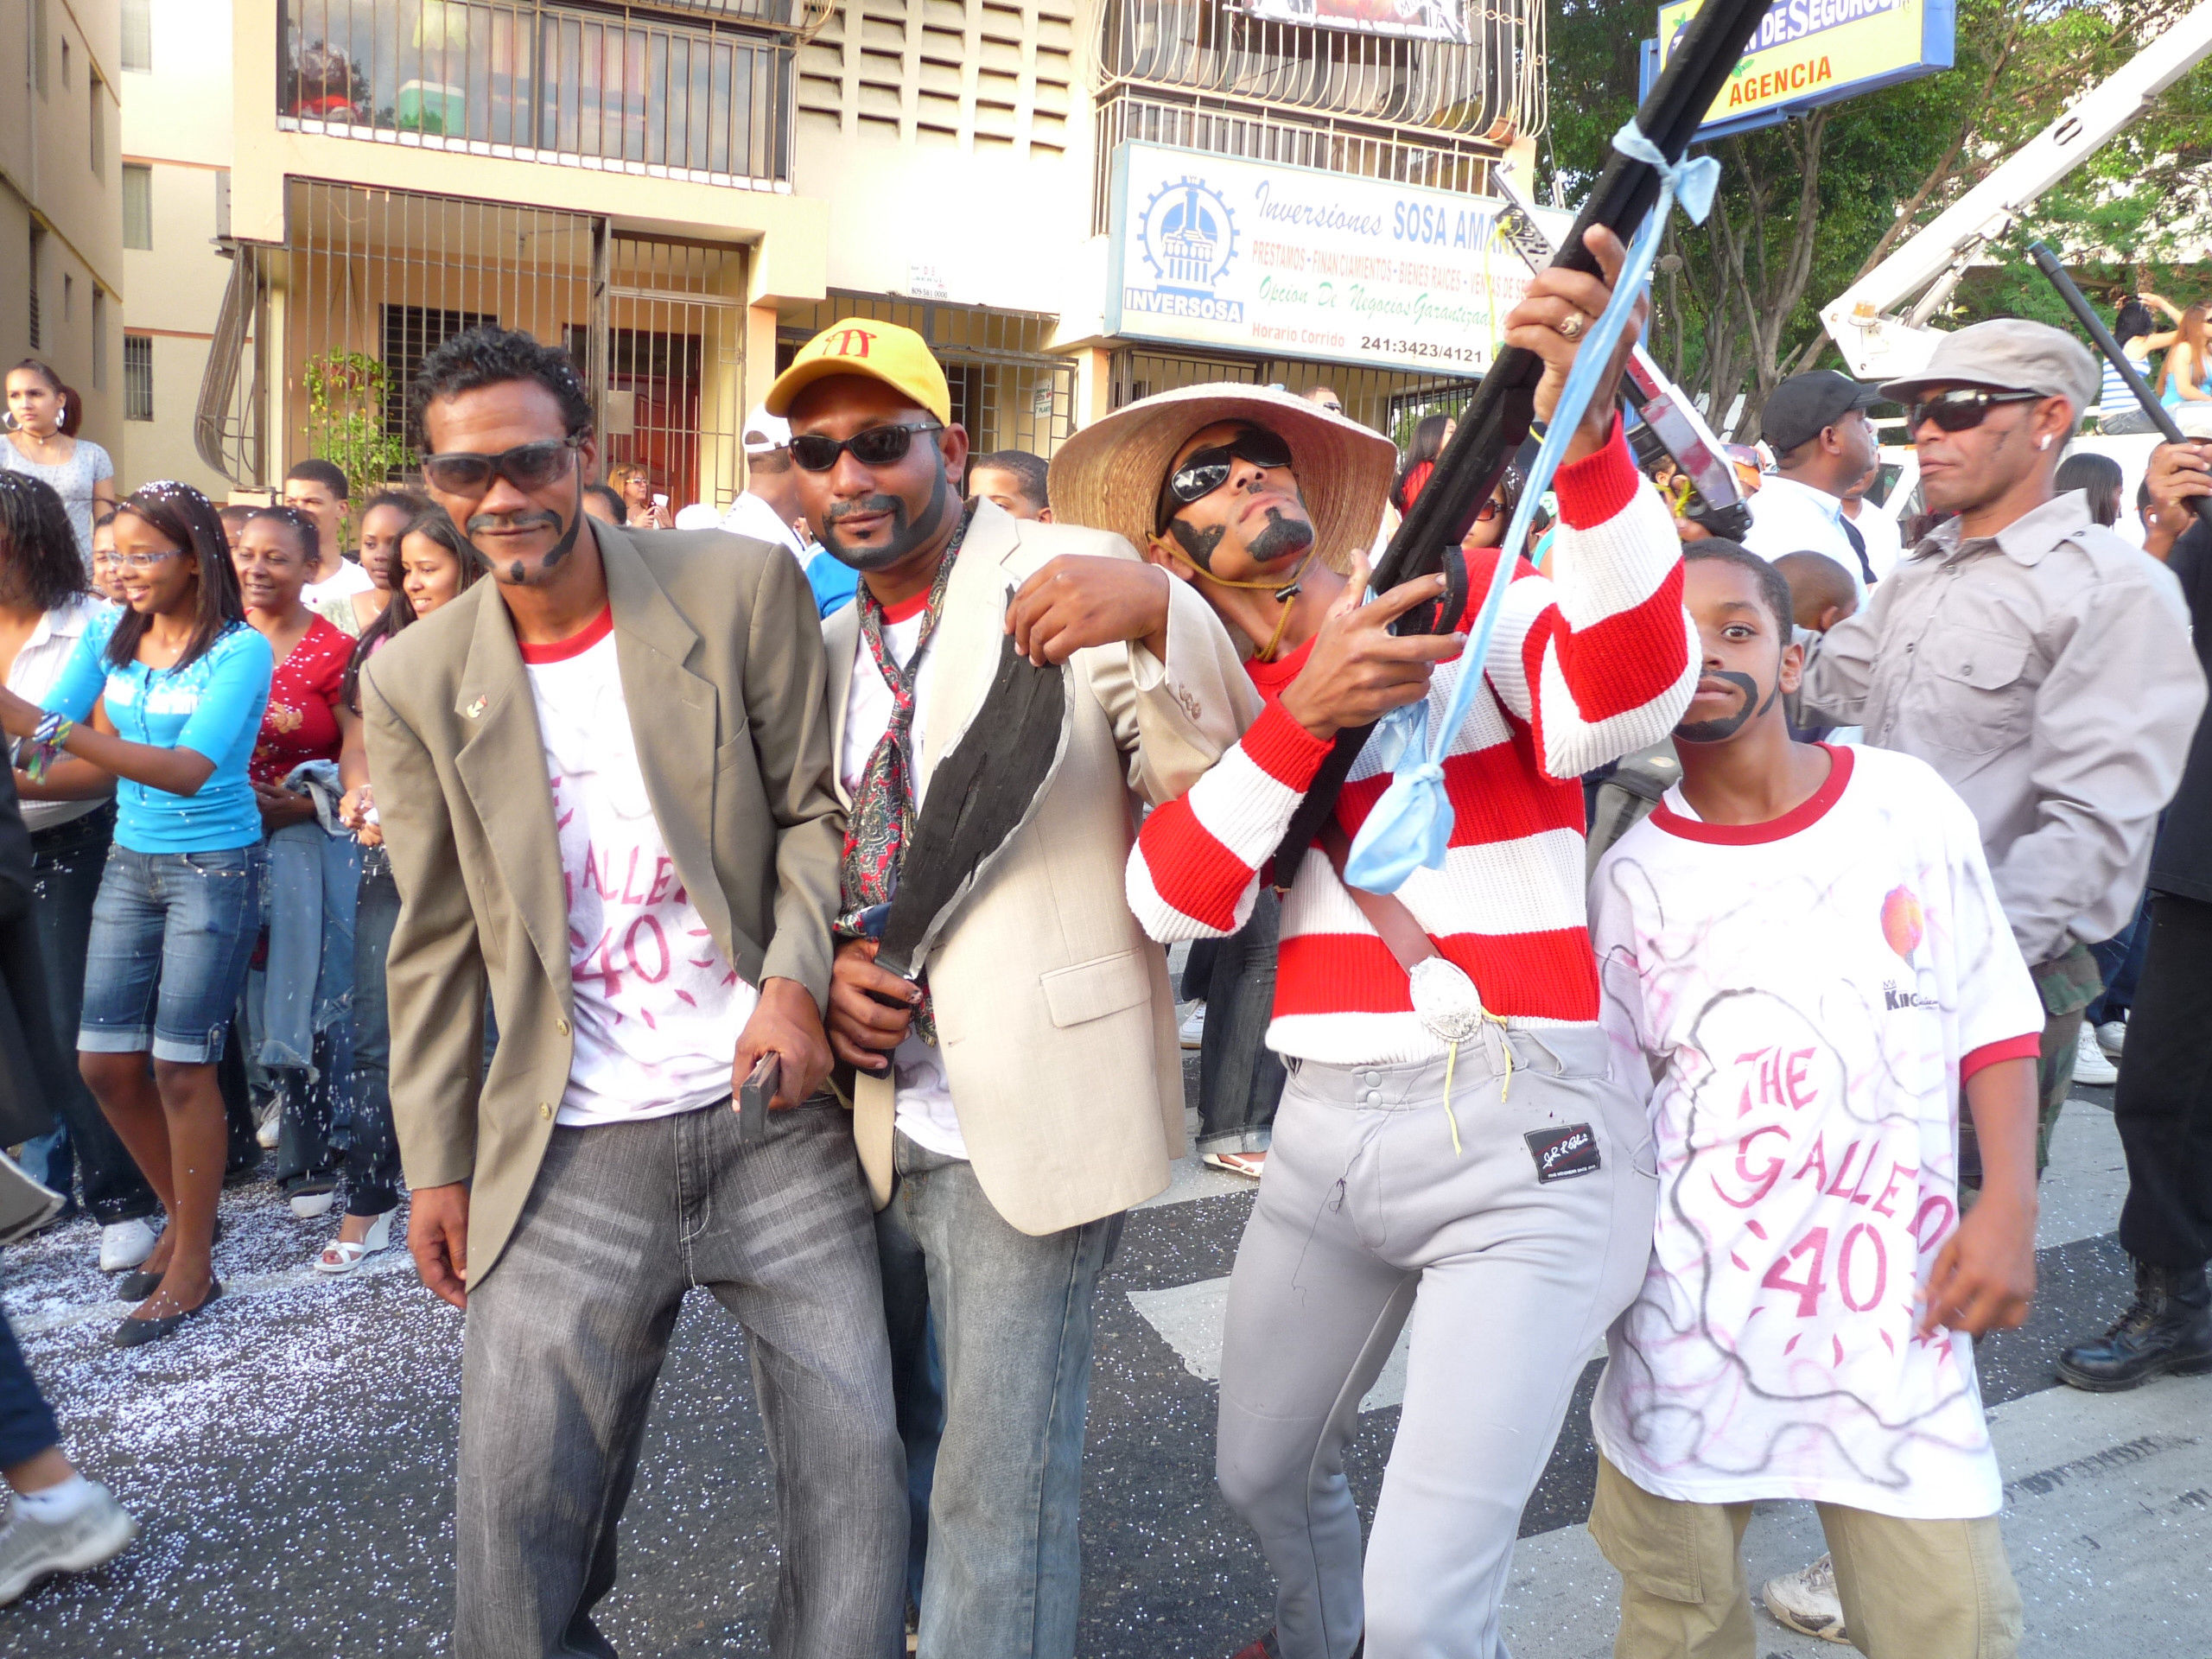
[1341,122,1721,895]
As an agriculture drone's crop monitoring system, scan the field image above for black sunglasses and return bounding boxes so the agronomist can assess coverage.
[1156,427,1295,532]
[788,422,944,474]
[1905,388,2044,435]
[419,438,580,496]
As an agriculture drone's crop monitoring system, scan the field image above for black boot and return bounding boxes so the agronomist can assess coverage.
[2056,1258,2212,1392]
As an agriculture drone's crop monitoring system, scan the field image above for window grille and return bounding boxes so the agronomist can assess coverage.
[125,334,154,420]
[277,0,799,189]
[779,292,1077,456]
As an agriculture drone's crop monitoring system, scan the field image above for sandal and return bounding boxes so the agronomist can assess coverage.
[1203,1150,1268,1179]
[315,1210,396,1277]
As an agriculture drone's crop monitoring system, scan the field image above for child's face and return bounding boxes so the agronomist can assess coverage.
[1677,559,1802,747]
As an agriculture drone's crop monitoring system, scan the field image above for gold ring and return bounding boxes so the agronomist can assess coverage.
[1560,311,1586,340]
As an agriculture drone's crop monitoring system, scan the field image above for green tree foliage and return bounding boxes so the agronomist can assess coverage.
[1541,0,2211,435]
[302,350,410,505]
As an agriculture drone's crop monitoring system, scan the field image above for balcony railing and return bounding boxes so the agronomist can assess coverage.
[1094,0,1543,141]
[278,0,796,188]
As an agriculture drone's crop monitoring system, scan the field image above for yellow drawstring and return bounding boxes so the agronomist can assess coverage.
[1441,1012,1517,1159]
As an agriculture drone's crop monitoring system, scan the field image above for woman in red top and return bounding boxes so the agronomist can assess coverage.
[234,506,362,1217]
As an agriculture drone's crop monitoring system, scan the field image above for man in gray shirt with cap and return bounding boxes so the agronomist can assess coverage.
[1742,368,1886,592]
[1768,315,2207,1648]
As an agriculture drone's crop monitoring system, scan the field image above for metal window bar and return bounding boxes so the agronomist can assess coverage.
[195,243,267,482]
[1092,0,1544,140]
[200,182,749,506]
[124,334,154,420]
[777,294,1078,458]
[277,0,797,188]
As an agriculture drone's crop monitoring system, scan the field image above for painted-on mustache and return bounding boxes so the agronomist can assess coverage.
[467,509,562,535]
[1674,668,1772,745]
[827,494,905,524]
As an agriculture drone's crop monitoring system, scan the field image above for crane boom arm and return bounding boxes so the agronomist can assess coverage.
[1821,0,2212,379]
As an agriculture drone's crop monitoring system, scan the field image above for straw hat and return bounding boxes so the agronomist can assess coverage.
[1048,384,1398,571]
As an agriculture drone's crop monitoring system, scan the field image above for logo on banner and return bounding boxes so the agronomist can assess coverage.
[1128,176,1243,323]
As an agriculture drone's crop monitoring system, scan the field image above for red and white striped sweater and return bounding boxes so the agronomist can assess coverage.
[1127,422,1697,1065]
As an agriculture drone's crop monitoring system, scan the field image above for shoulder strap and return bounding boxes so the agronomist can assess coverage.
[1315,822,1438,978]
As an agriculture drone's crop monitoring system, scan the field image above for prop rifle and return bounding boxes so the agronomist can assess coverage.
[1268,0,1774,879]
[1491,168,1751,543]
[2027,240,2212,530]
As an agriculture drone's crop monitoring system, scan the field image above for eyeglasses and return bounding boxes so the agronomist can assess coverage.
[418,438,580,496]
[1156,427,1295,531]
[1905,389,2044,435]
[113,548,184,573]
[1472,498,1503,523]
[787,423,944,474]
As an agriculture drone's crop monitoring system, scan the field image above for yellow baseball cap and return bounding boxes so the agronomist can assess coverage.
[766,319,951,425]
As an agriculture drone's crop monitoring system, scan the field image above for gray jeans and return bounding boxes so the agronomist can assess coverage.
[457,1097,906,1659]
[874,1134,1122,1659]
[1216,1027,1657,1659]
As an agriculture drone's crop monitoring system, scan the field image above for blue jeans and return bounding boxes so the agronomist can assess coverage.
[1197,888,1286,1156]
[79,844,264,1065]
[0,1313,59,1467]
[249,820,358,1197]
[874,1135,1122,1659]
[18,806,157,1224]
[337,849,404,1217]
[2088,896,2152,1027]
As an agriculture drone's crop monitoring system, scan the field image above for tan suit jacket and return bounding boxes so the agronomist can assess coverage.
[828,499,1261,1234]
[361,523,843,1286]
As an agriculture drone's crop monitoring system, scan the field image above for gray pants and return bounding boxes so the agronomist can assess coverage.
[457,1098,907,1659]
[1216,1027,1657,1659]
[875,1134,1122,1659]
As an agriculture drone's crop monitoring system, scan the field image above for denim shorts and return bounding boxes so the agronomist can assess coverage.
[79,843,266,1065]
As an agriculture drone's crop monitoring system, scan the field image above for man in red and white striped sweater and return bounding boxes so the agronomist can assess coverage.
[1052,229,1696,1659]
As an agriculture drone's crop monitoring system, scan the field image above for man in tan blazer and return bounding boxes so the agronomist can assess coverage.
[770,321,1257,1659]
[361,327,904,1659]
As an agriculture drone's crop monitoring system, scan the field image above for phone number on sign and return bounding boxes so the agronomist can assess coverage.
[1360,336,1483,366]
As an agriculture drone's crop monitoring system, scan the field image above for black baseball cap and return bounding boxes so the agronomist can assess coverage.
[1760,371,1885,454]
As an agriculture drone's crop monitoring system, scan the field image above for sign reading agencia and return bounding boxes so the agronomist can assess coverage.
[1106,143,1573,377]
[1648,0,1954,138]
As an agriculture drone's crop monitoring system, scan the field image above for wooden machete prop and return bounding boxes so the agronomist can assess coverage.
[869,629,1072,984]
[1268,0,1776,878]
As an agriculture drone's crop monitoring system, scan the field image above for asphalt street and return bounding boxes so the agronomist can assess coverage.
[1,1068,2200,1659]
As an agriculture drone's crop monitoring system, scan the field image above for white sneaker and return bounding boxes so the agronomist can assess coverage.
[1179,1003,1206,1050]
[0,1483,137,1605]
[2096,1018,2127,1058]
[289,1191,336,1220]
[97,1218,156,1274]
[1763,1554,1848,1643]
[2074,1024,2119,1087]
[254,1100,282,1150]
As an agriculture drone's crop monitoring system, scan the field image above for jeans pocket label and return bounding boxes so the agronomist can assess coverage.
[1524,1122,1601,1183]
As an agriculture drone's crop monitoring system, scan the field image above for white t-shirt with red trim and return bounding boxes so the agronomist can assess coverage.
[1588,743,2043,1519]
[838,589,967,1160]
[521,608,755,1128]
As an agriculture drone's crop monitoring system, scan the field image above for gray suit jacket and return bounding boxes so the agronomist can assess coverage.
[362,522,842,1286]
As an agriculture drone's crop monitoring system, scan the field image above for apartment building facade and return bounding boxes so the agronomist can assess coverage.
[2,0,127,454]
[140,0,1548,510]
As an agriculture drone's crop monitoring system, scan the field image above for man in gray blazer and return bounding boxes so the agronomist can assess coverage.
[361,327,904,1659]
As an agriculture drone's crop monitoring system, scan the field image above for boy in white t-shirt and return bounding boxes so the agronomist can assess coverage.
[1586,543,2044,1659]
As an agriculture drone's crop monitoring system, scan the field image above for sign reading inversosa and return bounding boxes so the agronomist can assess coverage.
[1106,143,1572,377]
[1649,0,1953,137]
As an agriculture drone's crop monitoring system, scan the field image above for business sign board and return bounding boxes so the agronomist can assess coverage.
[1644,0,1954,140]
[1240,0,1469,44]
[1106,143,1572,377]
